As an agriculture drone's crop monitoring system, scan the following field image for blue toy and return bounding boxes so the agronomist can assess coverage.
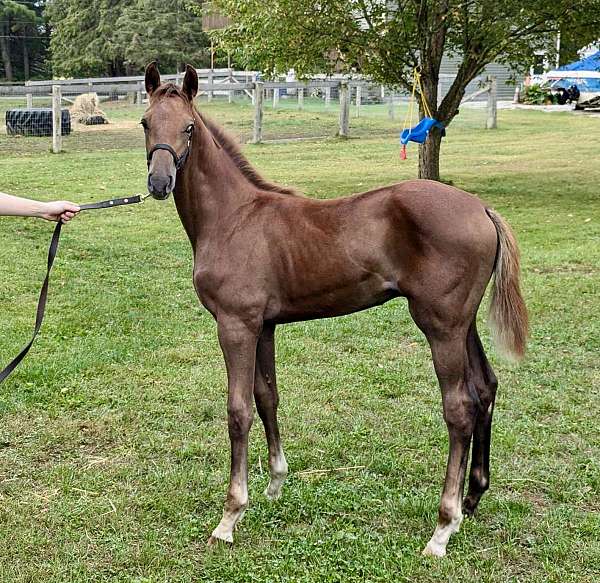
[400,117,446,145]
[400,69,446,159]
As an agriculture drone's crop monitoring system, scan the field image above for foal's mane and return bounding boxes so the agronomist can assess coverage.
[154,83,299,196]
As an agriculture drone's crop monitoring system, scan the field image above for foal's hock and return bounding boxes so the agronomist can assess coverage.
[142,62,528,557]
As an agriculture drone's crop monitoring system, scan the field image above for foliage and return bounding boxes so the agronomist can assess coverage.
[115,0,210,72]
[559,28,600,66]
[45,0,210,77]
[521,84,555,105]
[0,101,599,581]
[206,0,600,180]
[0,0,48,81]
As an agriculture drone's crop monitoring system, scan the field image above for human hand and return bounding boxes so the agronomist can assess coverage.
[40,201,80,222]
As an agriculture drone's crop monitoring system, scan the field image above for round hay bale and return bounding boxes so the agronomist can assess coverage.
[70,93,109,125]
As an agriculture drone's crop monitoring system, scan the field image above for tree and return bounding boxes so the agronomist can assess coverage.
[46,0,211,77]
[45,0,129,77]
[559,29,599,66]
[116,0,210,72]
[0,0,42,81]
[208,0,600,180]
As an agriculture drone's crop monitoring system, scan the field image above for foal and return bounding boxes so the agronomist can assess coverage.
[142,63,528,557]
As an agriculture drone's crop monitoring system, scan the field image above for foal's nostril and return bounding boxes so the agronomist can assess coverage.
[148,173,173,198]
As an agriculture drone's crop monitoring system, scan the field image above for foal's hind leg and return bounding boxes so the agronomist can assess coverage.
[409,302,477,557]
[254,324,288,500]
[463,324,498,516]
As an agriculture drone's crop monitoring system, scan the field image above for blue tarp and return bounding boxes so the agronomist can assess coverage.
[553,51,600,92]
[558,50,600,72]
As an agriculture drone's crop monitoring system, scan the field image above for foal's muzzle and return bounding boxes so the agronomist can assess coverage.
[146,132,193,201]
[147,173,173,200]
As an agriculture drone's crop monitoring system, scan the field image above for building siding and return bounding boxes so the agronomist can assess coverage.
[439,55,523,100]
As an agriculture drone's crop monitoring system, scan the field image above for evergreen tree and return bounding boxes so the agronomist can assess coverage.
[117,0,210,72]
[0,0,46,81]
[46,0,210,77]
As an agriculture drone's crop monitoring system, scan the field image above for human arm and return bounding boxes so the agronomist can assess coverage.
[0,192,80,222]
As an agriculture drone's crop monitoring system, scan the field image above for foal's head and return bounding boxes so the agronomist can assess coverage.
[142,62,198,199]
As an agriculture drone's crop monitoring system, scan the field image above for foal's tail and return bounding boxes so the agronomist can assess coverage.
[485,209,529,362]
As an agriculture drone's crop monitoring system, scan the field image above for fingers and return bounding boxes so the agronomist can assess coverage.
[62,201,80,213]
[59,203,79,223]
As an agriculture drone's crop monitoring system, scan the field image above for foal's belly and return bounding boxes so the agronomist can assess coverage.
[266,276,401,324]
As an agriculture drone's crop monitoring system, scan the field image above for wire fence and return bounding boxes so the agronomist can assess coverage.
[0,69,499,158]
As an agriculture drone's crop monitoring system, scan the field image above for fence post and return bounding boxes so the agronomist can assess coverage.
[325,86,331,108]
[252,81,264,144]
[251,74,257,105]
[25,80,32,108]
[338,81,350,138]
[52,85,62,154]
[136,89,143,106]
[228,68,234,103]
[207,70,213,103]
[387,91,394,119]
[298,86,304,110]
[356,84,362,117]
[486,76,497,130]
[273,87,280,108]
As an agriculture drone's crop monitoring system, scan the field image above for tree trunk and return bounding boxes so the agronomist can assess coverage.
[418,129,442,181]
[0,24,14,81]
[23,37,30,80]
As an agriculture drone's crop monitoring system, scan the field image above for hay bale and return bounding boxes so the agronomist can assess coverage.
[70,93,109,125]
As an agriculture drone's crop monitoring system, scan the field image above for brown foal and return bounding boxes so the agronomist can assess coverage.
[142,63,528,557]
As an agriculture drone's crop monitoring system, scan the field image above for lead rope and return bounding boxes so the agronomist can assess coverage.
[400,70,418,160]
[0,194,148,384]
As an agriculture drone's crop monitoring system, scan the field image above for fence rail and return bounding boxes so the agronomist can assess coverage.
[1,71,498,151]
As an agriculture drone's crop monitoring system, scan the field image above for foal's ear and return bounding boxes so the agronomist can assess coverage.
[145,61,161,96]
[182,64,198,101]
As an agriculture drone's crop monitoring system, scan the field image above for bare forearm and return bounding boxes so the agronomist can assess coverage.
[0,191,46,218]
[0,192,79,222]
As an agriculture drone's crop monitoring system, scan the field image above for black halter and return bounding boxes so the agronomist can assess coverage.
[146,128,193,171]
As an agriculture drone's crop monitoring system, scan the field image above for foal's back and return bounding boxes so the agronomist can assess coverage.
[243,179,497,323]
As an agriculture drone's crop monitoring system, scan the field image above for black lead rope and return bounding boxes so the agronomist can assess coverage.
[0,195,145,385]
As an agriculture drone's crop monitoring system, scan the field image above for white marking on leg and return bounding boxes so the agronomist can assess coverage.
[264,446,288,500]
[422,512,463,558]
[209,484,248,544]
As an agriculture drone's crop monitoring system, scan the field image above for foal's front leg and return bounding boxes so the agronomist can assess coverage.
[208,315,260,545]
[254,324,288,500]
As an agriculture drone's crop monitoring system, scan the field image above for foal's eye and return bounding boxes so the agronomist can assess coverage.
[185,123,194,134]
[140,119,149,130]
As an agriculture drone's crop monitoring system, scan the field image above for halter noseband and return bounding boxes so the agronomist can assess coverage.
[146,128,193,171]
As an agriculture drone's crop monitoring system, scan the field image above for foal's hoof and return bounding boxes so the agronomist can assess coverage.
[462,496,478,517]
[422,541,446,558]
[206,536,233,548]
[207,534,233,548]
[264,485,283,501]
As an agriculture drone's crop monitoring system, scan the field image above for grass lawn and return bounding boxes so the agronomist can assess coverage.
[0,100,599,582]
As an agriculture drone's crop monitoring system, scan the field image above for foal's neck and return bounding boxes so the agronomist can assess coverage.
[173,114,255,246]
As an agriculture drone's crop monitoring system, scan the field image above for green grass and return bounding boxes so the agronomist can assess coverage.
[0,100,599,582]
